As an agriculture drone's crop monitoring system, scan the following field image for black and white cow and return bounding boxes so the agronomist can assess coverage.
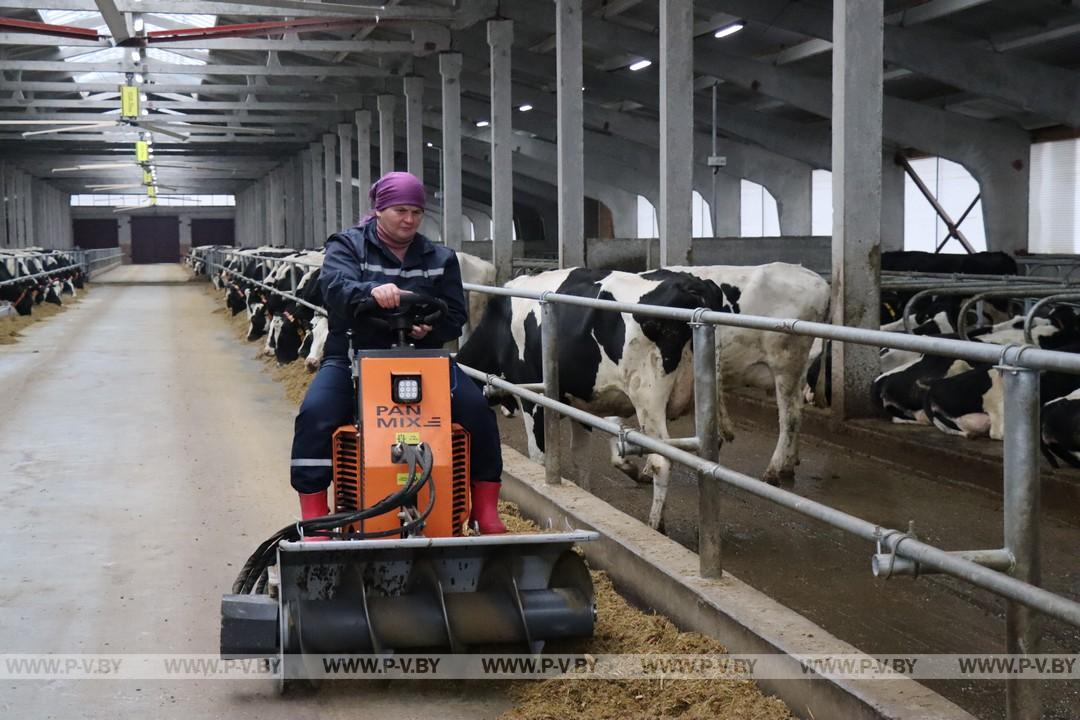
[666,263,830,483]
[882,250,1018,276]
[1042,388,1080,468]
[458,267,732,529]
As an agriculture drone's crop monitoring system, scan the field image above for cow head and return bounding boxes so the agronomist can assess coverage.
[304,315,330,372]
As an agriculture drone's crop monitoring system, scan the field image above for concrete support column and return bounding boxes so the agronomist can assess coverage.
[338,123,355,227]
[355,110,373,219]
[268,168,285,247]
[377,94,396,177]
[488,19,514,284]
[179,216,192,257]
[118,216,132,263]
[0,161,8,247]
[439,53,464,251]
[301,149,314,249]
[881,152,905,252]
[285,155,303,248]
[709,173,741,237]
[659,0,694,265]
[310,141,325,246]
[556,0,585,268]
[776,169,813,236]
[404,76,425,184]
[830,0,883,420]
[323,133,339,235]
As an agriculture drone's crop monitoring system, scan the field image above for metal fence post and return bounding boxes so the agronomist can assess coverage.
[290,262,298,294]
[540,299,562,485]
[1001,364,1042,720]
[693,322,722,577]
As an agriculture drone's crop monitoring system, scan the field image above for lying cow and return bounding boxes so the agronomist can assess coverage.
[1042,389,1080,468]
[458,267,731,529]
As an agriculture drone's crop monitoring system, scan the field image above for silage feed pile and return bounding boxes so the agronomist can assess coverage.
[206,283,792,720]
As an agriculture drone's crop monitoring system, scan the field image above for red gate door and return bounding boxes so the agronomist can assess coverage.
[131,216,180,263]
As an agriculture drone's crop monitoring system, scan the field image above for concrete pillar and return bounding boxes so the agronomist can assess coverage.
[776,169,813,236]
[831,0,883,420]
[404,76,425,184]
[556,0,585,268]
[323,133,339,235]
[310,141,325,246]
[285,155,303,248]
[338,123,355,228]
[378,94,396,177]
[440,53,464,251]
[268,168,285,247]
[355,110,373,219]
[659,0,694,265]
[301,149,314,249]
[179,216,192,257]
[0,161,8,247]
[488,19,514,284]
[881,151,905,252]
[978,157,1030,254]
[709,173,741,237]
[118,216,132,263]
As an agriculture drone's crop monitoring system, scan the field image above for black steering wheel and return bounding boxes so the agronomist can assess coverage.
[357,290,448,343]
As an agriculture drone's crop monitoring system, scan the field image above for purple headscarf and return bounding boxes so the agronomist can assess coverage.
[359,171,426,224]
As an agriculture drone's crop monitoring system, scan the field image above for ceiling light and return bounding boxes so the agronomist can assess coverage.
[134,73,144,84]
[130,49,141,63]
[713,21,745,39]
[628,59,652,72]
[425,141,433,148]
[518,103,533,112]
[139,93,147,101]
[133,17,144,32]
[475,120,489,128]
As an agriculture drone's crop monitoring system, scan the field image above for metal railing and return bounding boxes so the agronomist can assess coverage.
[198,247,327,317]
[0,251,85,288]
[77,248,123,277]
[457,279,1080,720]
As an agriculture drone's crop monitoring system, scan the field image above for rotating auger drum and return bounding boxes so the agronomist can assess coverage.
[220,292,598,687]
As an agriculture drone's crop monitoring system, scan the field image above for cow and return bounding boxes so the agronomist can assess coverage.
[881,315,1075,427]
[924,336,1080,441]
[666,263,830,483]
[1042,388,1080,468]
[457,267,732,530]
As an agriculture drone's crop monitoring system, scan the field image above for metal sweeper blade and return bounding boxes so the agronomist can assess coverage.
[222,531,599,668]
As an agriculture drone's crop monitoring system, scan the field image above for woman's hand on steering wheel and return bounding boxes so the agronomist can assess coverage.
[371,282,403,309]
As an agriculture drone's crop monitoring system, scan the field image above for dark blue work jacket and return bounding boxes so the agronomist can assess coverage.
[319,220,467,358]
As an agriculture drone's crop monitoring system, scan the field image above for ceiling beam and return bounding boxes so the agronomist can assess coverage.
[0,0,456,19]
[702,0,1080,124]
[0,34,439,54]
[0,80,374,96]
[94,0,132,44]
[0,59,393,77]
[0,98,358,110]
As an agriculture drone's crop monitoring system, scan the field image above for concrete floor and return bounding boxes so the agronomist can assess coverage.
[93,263,195,284]
[497,408,1080,720]
[0,285,511,719]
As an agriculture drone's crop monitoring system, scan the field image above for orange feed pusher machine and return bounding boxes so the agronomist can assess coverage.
[221,293,597,682]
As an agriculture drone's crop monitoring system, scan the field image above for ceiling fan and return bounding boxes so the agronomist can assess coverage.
[0,84,275,141]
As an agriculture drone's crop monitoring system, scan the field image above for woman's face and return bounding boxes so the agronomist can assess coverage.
[376,205,424,244]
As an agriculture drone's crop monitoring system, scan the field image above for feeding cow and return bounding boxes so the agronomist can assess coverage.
[457,267,733,529]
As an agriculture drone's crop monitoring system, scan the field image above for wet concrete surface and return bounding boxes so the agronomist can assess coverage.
[0,285,511,719]
[497,407,1080,720]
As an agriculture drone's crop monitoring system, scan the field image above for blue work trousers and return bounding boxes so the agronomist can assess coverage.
[290,357,503,494]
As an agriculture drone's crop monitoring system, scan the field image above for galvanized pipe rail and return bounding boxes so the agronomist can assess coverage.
[204,248,327,317]
[459,272,1080,719]
[0,259,84,288]
[79,248,122,276]
[956,286,1080,340]
[1024,292,1080,344]
[901,281,1071,334]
